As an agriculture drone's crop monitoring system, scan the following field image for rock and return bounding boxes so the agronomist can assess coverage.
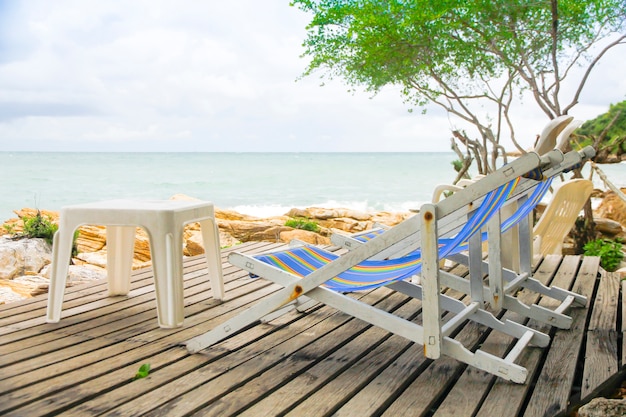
[217,218,288,242]
[320,217,370,233]
[74,249,151,271]
[75,225,107,252]
[249,225,294,242]
[279,229,331,245]
[594,218,625,236]
[595,190,626,228]
[0,199,416,305]
[215,208,260,222]
[578,397,626,417]
[12,274,52,297]
[183,229,241,255]
[0,237,52,280]
[0,286,27,304]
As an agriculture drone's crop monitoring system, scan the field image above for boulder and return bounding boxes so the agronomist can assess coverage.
[217,218,288,242]
[0,286,28,304]
[0,199,416,304]
[578,397,626,417]
[0,237,51,280]
[287,207,373,221]
[594,218,625,237]
[595,190,626,228]
[279,229,331,245]
[75,225,107,252]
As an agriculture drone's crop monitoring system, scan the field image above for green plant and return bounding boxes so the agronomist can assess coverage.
[3,223,16,235]
[285,218,320,233]
[11,211,79,256]
[21,211,58,245]
[451,159,463,172]
[583,238,624,272]
[134,363,151,379]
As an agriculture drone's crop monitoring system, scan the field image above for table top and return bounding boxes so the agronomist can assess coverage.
[62,199,214,212]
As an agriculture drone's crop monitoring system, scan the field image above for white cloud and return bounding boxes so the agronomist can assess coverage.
[0,1,623,152]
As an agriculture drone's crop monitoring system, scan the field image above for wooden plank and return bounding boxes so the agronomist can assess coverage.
[522,255,599,417]
[0,240,273,327]
[84,289,404,416]
[434,255,566,417]
[203,298,422,417]
[12,288,326,416]
[473,255,590,417]
[239,264,471,417]
[581,269,620,399]
[0,258,212,335]
[0,243,613,417]
[0,280,280,415]
[379,320,489,416]
[0,243,282,414]
[0,242,273,344]
[0,265,229,368]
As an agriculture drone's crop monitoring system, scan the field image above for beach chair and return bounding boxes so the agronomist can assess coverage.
[330,147,594,327]
[533,178,593,257]
[184,149,584,383]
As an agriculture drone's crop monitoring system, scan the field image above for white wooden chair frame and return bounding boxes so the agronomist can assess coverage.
[184,149,595,383]
[331,148,594,330]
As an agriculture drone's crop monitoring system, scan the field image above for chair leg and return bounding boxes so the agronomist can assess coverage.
[46,228,75,323]
[149,227,185,328]
[199,218,225,301]
[106,226,135,296]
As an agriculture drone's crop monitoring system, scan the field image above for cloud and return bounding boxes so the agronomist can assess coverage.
[0,1,623,152]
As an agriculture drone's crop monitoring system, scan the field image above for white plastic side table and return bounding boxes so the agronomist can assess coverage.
[46,199,225,328]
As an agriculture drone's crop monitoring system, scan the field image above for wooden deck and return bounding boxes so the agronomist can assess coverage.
[0,241,623,417]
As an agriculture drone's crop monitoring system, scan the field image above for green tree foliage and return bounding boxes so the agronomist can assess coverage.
[576,100,626,157]
[292,0,626,173]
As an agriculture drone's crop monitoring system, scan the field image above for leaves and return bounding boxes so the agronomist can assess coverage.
[292,0,626,170]
[583,238,624,272]
[134,363,151,380]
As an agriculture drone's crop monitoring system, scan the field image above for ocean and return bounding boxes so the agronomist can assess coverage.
[1,152,625,222]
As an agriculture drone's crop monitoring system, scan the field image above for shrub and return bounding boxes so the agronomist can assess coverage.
[583,238,624,272]
[21,211,58,245]
[11,211,79,256]
[285,218,320,233]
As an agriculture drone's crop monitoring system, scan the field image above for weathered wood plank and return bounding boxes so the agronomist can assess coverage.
[436,255,566,417]
[0,243,283,415]
[581,269,620,399]
[92,289,403,416]
[476,255,598,417]
[0,276,281,413]
[522,255,599,417]
[201,298,420,417]
[0,265,234,370]
[0,243,611,417]
[0,242,273,344]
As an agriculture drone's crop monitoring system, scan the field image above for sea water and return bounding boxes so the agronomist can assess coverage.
[1,152,624,222]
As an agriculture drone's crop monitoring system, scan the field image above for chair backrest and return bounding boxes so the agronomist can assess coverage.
[532,179,593,257]
[534,115,574,156]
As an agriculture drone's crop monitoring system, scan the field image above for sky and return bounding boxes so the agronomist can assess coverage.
[0,1,624,153]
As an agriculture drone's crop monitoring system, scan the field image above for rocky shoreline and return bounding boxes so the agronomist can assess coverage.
[1,191,625,305]
[0,195,413,304]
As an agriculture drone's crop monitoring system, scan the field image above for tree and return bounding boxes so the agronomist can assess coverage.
[575,100,626,162]
[292,0,626,177]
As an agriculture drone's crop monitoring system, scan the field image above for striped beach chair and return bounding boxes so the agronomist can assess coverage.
[185,148,593,383]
